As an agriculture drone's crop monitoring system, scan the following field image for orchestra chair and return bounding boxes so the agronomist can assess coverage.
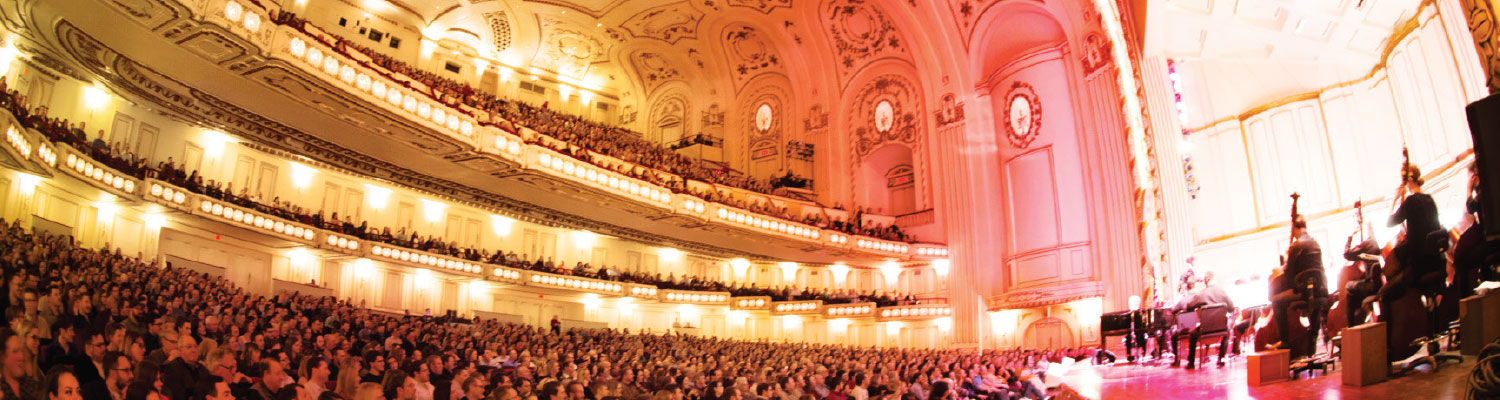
[1171,309,1200,367]
[1399,231,1464,375]
[1288,269,1335,378]
[1189,303,1232,368]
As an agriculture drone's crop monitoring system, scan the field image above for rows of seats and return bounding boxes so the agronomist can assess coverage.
[0,221,1081,400]
[260,6,911,243]
[0,78,925,309]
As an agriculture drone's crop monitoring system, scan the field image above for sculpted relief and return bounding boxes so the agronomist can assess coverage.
[849,74,922,157]
[823,0,911,83]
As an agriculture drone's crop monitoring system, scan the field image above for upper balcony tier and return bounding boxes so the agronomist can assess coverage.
[18,0,947,264]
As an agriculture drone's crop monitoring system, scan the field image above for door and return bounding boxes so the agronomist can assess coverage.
[343,188,363,220]
[255,163,278,200]
[232,156,255,194]
[590,248,607,269]
[397,202,415,231]
[135,123,160,161]
[182,143,203,175]
[109,113,135,146]
[322,184,342,216]
[539,233,556,260]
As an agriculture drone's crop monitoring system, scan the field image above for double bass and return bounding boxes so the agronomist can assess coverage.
[1378,148,1432,361]
[1326,200,1375,336]
[1254,193,1308,352]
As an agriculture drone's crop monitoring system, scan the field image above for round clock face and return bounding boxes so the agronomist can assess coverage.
[1009,96,1033,136]
[874,100,895,132]
[755,104,773,132]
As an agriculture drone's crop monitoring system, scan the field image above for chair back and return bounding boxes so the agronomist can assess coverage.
[1294,269,1327,300]
[1175,309,1199,332]
[1196,303,1230,334]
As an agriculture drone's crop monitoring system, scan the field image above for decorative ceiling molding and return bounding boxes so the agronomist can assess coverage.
[532,17,610,78]
[520,0,630,19]
[726,0,793,14]
[821,0,913,85]
[619,2,703,44]
[630,51,682,93]
[722,24,784,91]
[482,11,514,53]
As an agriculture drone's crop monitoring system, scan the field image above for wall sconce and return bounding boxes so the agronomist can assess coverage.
[421,199,446,222]
[82,84,110,110]
[201,129,235,159]
[658,247,682,262]
[365,185,391,210]
[290,162,317,189]
[878,261,901,287]
[730,258,750,280]
[490,215,514,236]
[829,263,850,286]
[778,262,799,283]
[931,259,950,277]
[572,230,597,248]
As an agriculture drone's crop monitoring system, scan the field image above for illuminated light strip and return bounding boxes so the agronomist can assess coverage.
[5,127,32,159]
[530,274,624,293]
[67,153,137,194]
[1091,0,1164,292]
[628,286,659,296]
[490,268,522,280]
[715,207,821,240]
[772,302,820,312]
[149,183,189,205]
[199,197,319,241]
[221,1,262,33]
[915,247,948,257]
[537,152,672,204]
[827,305,872,316]
[286,36,477,139]
[493,135,524,156]
[369,245,481,274]
[877,306,952,318]
[733,298,769,308]
[854,237,909,254]
[662,292,728,303]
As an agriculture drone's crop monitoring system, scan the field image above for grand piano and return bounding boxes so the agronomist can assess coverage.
[1100,308,1172,350]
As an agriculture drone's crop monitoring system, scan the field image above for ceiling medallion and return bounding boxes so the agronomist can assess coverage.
[874,100,895,133]
[1004,81,1041,149]
[754,103,774,132]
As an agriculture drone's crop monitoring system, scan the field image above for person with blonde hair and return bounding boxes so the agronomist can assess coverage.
[335,358,361,399]
[353,382,383,400]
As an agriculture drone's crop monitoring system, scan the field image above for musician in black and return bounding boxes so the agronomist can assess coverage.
[1170,273,1236,368]
[1379,164,1446,303]
[1272,213,1327,357]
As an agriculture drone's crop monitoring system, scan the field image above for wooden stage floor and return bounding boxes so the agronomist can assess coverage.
[1057,354,1476,399]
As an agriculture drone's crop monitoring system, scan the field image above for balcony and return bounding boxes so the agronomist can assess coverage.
[20,0,949,263]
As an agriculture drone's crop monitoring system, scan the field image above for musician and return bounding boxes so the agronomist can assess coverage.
[1343,235,1383,325]
[1182,272,1236,368]
[1168,276,1202,368]
[1380,164,1446,304]
[1272,213,1327,357]
[1451,164,1490,297]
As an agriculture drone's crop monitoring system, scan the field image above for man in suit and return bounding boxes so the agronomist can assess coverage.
[74,330,108,385]
[163,334,208,400]
[1272,214,1328,359]
[1186,272,1236,368]
[82,351,131,400]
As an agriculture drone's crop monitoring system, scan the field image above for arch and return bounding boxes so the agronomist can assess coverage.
[855,143,914,216]
[969,3,1069,82]
[734,73,794,178]
[648,92,690,145]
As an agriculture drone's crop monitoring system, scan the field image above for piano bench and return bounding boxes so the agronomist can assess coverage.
[1248,349,1290,386]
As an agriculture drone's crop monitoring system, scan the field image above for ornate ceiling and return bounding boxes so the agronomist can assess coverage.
[1145,0,1424,128]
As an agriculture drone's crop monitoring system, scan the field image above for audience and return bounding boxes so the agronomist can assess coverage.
[259,10,910,243]
[0,221,1080,400]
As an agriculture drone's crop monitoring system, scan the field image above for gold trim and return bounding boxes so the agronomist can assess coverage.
[1184,0,1440,133]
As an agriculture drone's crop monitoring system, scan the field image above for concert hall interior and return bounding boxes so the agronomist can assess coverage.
[0,0,1497,399]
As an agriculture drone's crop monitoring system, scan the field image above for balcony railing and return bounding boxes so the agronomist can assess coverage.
[168,0,948,258]
[0,109,964,322]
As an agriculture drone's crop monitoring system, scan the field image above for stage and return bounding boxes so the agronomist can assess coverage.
[1057,354,1476,399]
